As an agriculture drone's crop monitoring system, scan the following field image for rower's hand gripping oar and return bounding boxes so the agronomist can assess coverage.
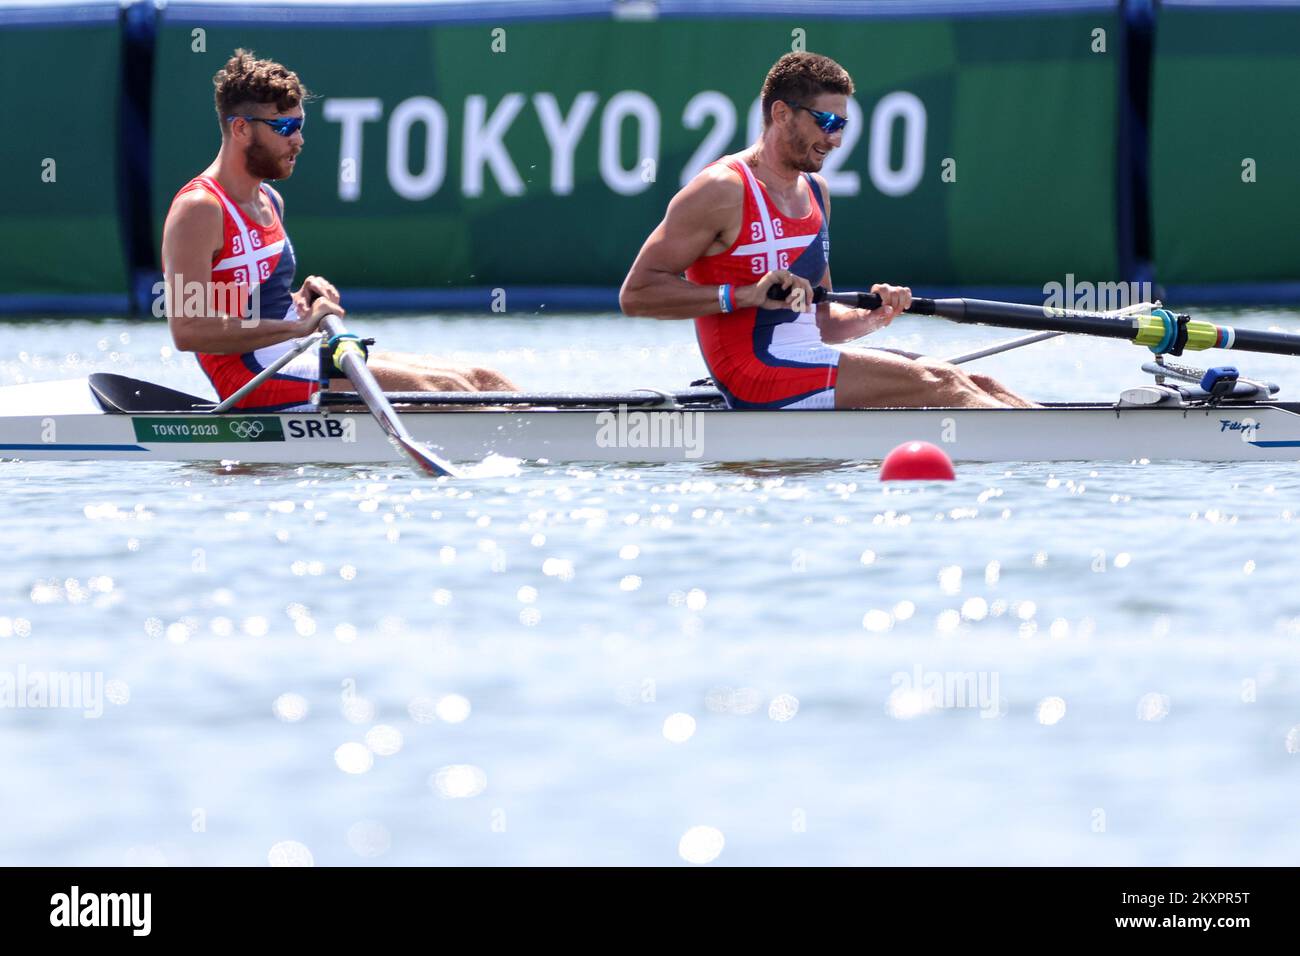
[768,286,1300,358]
[319,314,460,477]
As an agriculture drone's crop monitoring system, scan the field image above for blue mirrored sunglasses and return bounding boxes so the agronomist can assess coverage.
[226,115,304,137]
[784,101,848,134]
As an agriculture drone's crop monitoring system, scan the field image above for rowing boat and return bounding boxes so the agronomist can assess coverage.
[7,291,1300,467]
[1,369,1298,465]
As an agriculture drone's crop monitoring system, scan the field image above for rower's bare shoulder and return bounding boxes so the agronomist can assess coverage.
[669,162,743,225]
[162,189,222,272]
[687,162,743,200]
[165,188,222,235]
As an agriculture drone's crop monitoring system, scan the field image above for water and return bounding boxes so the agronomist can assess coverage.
[3,309,1300,865]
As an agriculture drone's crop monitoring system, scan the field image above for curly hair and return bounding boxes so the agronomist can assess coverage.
[213,49,309,125]
[760,52,854,126]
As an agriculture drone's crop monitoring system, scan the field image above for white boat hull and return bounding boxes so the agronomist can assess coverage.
[2,378,1299,464]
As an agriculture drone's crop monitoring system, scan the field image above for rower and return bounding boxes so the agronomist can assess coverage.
[161,49,517,412]
[619,52,1035,410]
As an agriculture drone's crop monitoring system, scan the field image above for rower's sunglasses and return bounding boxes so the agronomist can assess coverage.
[784,101,848,134]
[225,115,305,137]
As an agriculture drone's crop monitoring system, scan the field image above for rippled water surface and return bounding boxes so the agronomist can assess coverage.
[3,310,1300,865]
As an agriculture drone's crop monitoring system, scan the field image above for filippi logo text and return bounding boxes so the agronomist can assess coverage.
[1219,419,1261,435]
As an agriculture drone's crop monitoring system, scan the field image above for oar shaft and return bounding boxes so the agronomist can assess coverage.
[791,287,1300,358]
[320,315,459,477]
[945,331,1063,366]
[211,331,323,412]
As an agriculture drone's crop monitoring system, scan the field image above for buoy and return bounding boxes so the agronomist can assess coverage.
[880,441,956,481]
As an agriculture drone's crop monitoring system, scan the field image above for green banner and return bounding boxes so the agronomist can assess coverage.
[133,416,285,442]
[0,17,128,300]
[1150,5,1300,286]
[151,8,1122,293]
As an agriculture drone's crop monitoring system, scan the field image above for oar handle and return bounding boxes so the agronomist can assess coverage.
[765,284,937,315]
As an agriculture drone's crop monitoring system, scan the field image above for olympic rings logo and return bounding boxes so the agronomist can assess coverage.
[230,420,265,439]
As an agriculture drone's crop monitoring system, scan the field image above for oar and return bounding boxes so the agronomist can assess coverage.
[785,286,1300,358]
[210,331,324,412]
[319,314,460,477]
[943,301,1156,364]
[945,331,1063,365]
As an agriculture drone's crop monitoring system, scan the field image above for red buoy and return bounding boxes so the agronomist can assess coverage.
[880,441,956,481]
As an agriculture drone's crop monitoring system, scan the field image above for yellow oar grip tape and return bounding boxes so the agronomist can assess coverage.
[322,333,370,380]
[1133,310,1225,355]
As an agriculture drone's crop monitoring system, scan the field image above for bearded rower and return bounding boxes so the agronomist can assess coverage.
[162,49,516,411]
[620,52,1034,410]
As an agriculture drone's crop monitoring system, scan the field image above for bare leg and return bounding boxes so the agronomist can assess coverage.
[857,348,1037,407]
[367,359,473,392]
[834,349,1026,409]
[462,366,518,391]
[965,371,1039,408]
[365,350,518,392]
